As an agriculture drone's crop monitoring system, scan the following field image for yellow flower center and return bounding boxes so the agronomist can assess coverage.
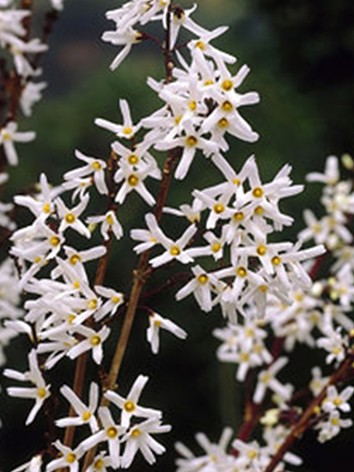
[65,213,76,224]
[42,203,51,214]
[66,453,77,464]
[69,254,81,265]
[195,40,206,50]
[37,387,47,399]
[111,295,121,304]
[254,205,264,215]
[90,335,101,346]
[106,426,118,438]
[271,256,282,266]
[124,400,135,412]
[88,299,98,310]
[236,266,248,278]
[252,187,264,198]
[240,352,250,362]
[189,100,197,111]
[106,213,114,225]
[257,245,267,256]
[233,211,244,221]
[94,458,105,470]
[91,161,102,171]
[82,411,92,421]
[333,397,342,407]
[131,428,141,438]
[122,126,133,136]
[213,203,225,214]
[1,130,12,141]
[128,174,139,186]
[128,154,139,165]
[221,101,233,112]
[67,314,76,324]
[197,274,209,285]
[170,245,181,256]
[73,281,80,290]
[185,135,198,147]
[217,118,229,129]
[50,236,60,247]
[221,79,233,91]
[211,242,221,253]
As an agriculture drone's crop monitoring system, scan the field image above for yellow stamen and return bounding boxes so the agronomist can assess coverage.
[66,453,77,464]
[128,154,139,165]
[221,101,233,112]
[90,335,101,346]
[233,211,244,221]
[257,245,267,256]
[43,203,51,214]
[170,245,181,256]
[65,213,76,224]
[271,256,281,266]
[82,411,92,421]
[221,79,233,91]
[217,118,229,129]
[252,187,264,198]
[213,203,225,214]
[236,266,247,278]
[124,400,135,412]
[50,236,60,247]
[106,426,118,438]
[211,242,221,253]
[197,274,209,285]
[91,161,102,171]
[69,254,81,265]
[37,387,47,399]
[127,174,139,186]
[185,135,198,147]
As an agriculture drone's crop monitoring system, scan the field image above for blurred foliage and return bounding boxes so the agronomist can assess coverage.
[1,0,354,471]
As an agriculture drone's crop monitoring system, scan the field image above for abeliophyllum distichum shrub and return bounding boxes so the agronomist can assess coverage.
[2,1,354,471]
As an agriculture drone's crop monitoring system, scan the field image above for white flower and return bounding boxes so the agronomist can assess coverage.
[175,265,220,312]
[322,385,354,414]
[56,382,99,432]
[95,99,140,139]
[120,417,171,468]
[317,328,347,364]
[46,441,84,472]
[316,410,353,443]
[20,81,47,117]
[253,357,291,404]
[80,407,125,469]
[56,195,91,238]
[102,25,143,71]
[87,210,123,241]
[67,325,111,364]
[94,285,124,321]
[307,155,340,185]
[64,150,108,195]
[140,214,197,268]
[147,311,187,354]
[0,121,35,166]
[105,374,161,428]
[4,350,50,425]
